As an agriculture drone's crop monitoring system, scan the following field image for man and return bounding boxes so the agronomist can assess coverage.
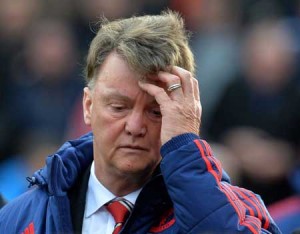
[0,11,280,233]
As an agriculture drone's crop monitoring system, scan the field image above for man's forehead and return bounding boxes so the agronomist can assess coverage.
[96,70,163,88]
[94,52,165,87]
[100,87,158,104]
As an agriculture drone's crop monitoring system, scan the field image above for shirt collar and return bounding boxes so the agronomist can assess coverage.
[85,161,142,218]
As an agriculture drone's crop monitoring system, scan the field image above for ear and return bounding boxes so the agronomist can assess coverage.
[83,87,92,126]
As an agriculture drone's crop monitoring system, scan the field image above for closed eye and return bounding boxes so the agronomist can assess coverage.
[150,108,162,118]
[110,104,127,112]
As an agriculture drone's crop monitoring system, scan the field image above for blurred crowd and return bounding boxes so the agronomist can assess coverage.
[0,0,300,232]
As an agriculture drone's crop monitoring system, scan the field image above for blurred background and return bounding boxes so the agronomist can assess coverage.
[0,0,300,231]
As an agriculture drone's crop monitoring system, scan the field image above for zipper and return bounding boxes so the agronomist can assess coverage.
[26,176,37,188]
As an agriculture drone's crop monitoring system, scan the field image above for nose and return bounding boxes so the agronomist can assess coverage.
[125,109,147,137]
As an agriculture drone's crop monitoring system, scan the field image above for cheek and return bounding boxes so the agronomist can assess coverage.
[95,115,122,133]
[92,119,124,158]
[149,123,162,148]
[91,108,123,138]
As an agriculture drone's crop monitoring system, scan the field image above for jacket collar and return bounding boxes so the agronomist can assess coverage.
[32,132,94,196]
[69,162,91,233]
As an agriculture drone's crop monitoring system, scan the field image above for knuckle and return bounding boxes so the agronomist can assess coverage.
[193,78,198,85]
[170,74,181,84]
[182,70,192,79]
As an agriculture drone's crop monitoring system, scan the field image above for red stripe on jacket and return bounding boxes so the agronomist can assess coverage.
[233,187,270,230]
[22,222,34,234]
[194,139,260,234]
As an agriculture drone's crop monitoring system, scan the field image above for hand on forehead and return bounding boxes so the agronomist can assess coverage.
[143,74,165,89]
[143,67,182,91]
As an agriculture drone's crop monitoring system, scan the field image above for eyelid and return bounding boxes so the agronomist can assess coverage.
[111,103,125,107]
[149,107,162,117]
[110,103,127,109]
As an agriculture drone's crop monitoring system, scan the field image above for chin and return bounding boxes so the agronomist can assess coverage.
[117,160,157,176]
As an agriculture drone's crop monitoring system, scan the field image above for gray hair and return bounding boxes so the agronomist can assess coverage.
[85,10,195,88]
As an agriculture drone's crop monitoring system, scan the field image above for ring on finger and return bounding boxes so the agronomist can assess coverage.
[167,83,182,92]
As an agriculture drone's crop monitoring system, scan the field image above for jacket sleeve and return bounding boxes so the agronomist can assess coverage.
[160,133,282,234]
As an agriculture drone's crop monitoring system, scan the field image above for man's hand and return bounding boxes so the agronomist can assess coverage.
[139,66,202,145]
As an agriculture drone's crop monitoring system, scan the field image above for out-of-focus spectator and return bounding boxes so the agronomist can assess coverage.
[174,0,241,137]
[0,0,41,40]
[224,128,295,204]
[268,164,300,233]
[0,0,41,90]
[207,19,300,205]
[209,19,300,145]
[0,0,42,159]
[6,19,84,144]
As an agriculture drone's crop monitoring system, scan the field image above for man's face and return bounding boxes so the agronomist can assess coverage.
[83,52,162,179]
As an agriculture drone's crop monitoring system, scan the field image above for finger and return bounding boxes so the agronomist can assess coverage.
[156,71,184,97]
[170,66,194,97]
[138,81,171,106]
[190,77,202,118]
[193,78,200,102]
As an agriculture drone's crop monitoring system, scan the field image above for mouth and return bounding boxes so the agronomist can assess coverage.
[118,145,148,151]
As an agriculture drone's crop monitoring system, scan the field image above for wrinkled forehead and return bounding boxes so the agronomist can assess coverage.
[92,52,166,91]
[95,73,164,93]
[98,69,164,89]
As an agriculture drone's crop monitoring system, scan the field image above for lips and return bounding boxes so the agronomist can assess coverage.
[119,145,148,151]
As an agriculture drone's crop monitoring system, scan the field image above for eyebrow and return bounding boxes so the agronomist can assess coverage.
[101,90,131,103]
[102,89,158,106]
